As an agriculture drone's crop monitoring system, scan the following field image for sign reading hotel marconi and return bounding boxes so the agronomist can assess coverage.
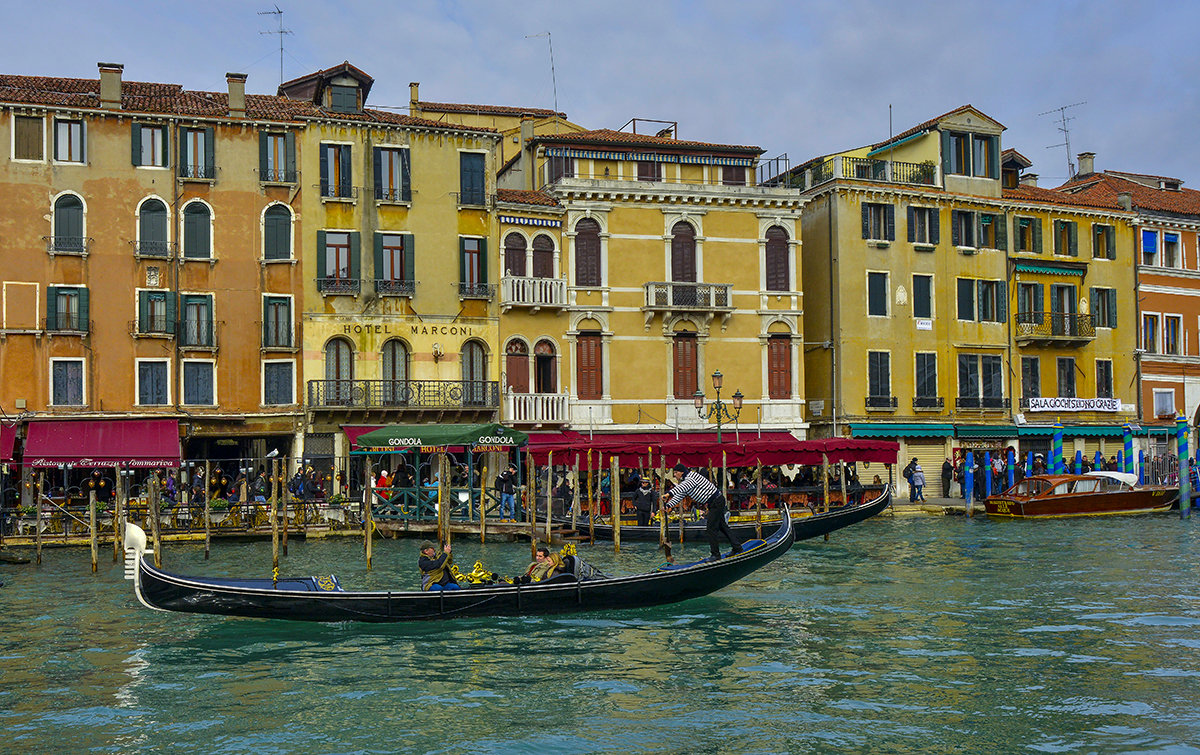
[1027,397,1120,412]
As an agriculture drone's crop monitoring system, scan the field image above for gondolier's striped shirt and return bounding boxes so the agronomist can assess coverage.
[665,470,720,509]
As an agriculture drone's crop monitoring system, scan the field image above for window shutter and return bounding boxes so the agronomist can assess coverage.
[263,208,278,259]
[339,145,352,196]
[349,232,361,280]
[373,233,383,282]
[317,230,327,279]
[906,206,915,243]
[885,204,895,240]
[940,130,951,176]
[400,148,411,201]
[131,124,142,166]
[458,237,467,284]
[1033,283,1044,316]
[977,280,987,320]
[284,132,296,180]
[261,299,270,345]
[861,203,869,239]
[373,147,383,197]
[478,238,488,284]
[319,147,329,195]
[46,286,57,330]
[80,120,87,164]
[1069,222,1078,256]
[258,131,268,177]
[995,214,1007,250]
[138,291,150,329]
[165,291,177,331]
[997,281,1007,321]
[1090,288,1100,326]
[1033,220,1043,253]
[176,127,186,176]
[957,279,973,320]
[951,211,961,247]
[53,121,59,161]
[989,135,1000,179]
[203,127,214,175]
[930,210,940,245]
[404,234,415,282]
[1106,226,1116,260]
[1107,289,1117,328]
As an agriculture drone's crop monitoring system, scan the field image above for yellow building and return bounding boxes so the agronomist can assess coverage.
[789,106,1138,490]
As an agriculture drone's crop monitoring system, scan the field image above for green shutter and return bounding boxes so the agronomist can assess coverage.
[77,288,88,331]
[459,237,467,284]
[995,214,1007,250]
[203,126,215,175]
[1033,220,1043,253]
[400,148,411,202]
[131,123,142,166]
[1033,283,1044,316]
[373,232,384,281]
[1107,289,1117,328]
[478,237,488,284]
[349,232,361,280]
[404,234,415,282]
[940,130,951,176]
[52,122,59,161]
[930,210,940,245]
[138,291,149,330]
[997,281,1007,321]
[906,206,915,243]
[373,147,383,197]
[285,132,296,180]
[317,230,327,279]
[1090,288,1100,326]
[259,131,269,177]
[177,126,185,176]
[339,145,352,196]
[861,203,869,239]
[1069,222,1079,256]
[989,135,1000,179]
[46,286,57,330]
[319,145,329,195]
[951,211,961,247]
[885,204,895,241]
[1106,226,1116,260]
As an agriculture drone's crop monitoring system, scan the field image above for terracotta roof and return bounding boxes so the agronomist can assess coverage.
[870,105,1004,152]
[417,101,565,119]
[532,128,762,154]
[278,61,374,100]
[496,189,560,208]
[1057,172,1200,216]
[1002,183,1124,211]
[1002,148,1032,169]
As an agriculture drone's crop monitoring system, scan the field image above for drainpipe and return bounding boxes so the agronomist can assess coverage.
[829,193,839,437]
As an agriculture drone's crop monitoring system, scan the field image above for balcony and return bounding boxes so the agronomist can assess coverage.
[501,276,566,312]
[1015,311,1096,347]
[179,163,215,180]
[44,236,91,255]
[784,155,940,190]
[318,277,361,296]
[261,167,297,184]
[375,279,416,298]
[912,396,945,410]
[955,396,1011,410]
[307,379,500,413]
[131,316,174,337]
[505,392,569,425]
[44,314,88,333]
[458,283,496,300]
[130,239,175,259]
[866,395,898,411]
[642,282,734,328]
[178,319,215,349]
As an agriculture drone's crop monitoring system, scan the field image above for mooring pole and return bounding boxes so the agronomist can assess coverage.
[203,460,211,560]
[114,465,125,563]
[821,453,831,515]
[544,450,553,545]
[148,475,162,568]
[88,489,98,574]
[755,461,764,540]
[571,454,580,532]
[364,457,373,571]
[35,473,43,565]
[479,464,488,544]
[658,453,668,547]
[587,449,595,545]
[611,454,621,554]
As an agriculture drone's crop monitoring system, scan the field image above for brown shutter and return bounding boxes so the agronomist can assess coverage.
[764,226,789,291]
[671,222,697,282]
[768,336,792,399]
[505,342,530,394]
[574,219,601,287]
[673,334,698,399]
[532,234,554,278]
[577,333,603,400]
[503,233,527,277]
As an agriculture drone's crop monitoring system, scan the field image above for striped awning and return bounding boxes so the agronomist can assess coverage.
[498,215,559,227]
[1014,262,1086,276]
[543,147,753,167]
[849,423,953,438]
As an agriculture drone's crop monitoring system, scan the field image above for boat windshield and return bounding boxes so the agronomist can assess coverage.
[1071,478,1102,494]
[1049,482,1072,496]
[1011,479,1050,496]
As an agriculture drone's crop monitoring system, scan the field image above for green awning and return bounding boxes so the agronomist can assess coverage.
[1013,262,1086,276]
[955,424,1018,438]
[1018,425,1131,437]
[352,423,527,453]
[850,423,952,438]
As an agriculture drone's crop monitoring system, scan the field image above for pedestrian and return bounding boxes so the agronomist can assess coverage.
[941,458,954,498]
[911,463,927,502]
[632,477,656,527]
[663,463,742,560]
[496,463,518,521]
[903,458,917,501]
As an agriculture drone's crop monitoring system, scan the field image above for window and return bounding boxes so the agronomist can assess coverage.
[637,160,661,182]
[978,213,1005,250]
[1017,282,1043,320]
[324,338,354,404]
[46,286,87,331]
[972,135,996,178]
[1143,314,1160,353]
[1163,233,1181,268]
[460,152,486,205]
[981,356,1003,401]
[546,155,574,185]
[956,279,1005,322]
[459,237,489,297]
[577,332,603,400]
[320,143,352,199]
[868,351,891,401]
[1054,220,1079,256]
[137,360,169,405]
[1153,388,1176,418]
[958,355,980,401]
[1142,230,1158,265]
[264,361,294,406]
[52,194,85,253]
[260,131,296,183]
[958,354,1004,404]
[263,205,292,260]
[943,131,998,177]
[722,165,746,186]
[574,218,602,287]
[182,202,211,259]
[1096,360,1113,399]
[1092,224,1116,260]
[382,340,410,404]
[765,226,789,291]
[50,359,84,406]
[957,279,975,321]
[912,275,932,319]
[132,124,167,167]
[977,280,999,321]
[180,294,213,347]
[1090,287,1117,329]
[14,115,43,160]
[907,206,939,246]
[862,202,894,241]
[504,233,527,277]
[263,296,292,348]
[951,210,976,248]
[672,333,698,399]
[947,132,970,175]
[317,231,360,294]
[1057,357,1076,398]
[374,147,411,202]
[138,290,174,334]
[53,119,85,162]
[505,340,530,394]
[915,353,937,400]
[375,233,414,295]
[532,235,554,278]
[671,222,698,306]
[178,126,213,179]
[462,340,489,406]
[1165,315,1182,355]
[182,361,215,406]
[137,199,169,256]
[768,335,791,399]
[867,272,888,316]
[1022,357,1040,399]
[329,85,359,113]
[534,340,557,394]
[1015,217,1041,253]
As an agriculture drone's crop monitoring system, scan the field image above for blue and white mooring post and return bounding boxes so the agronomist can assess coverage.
[965,451,975,516]
[984,451,992,498]
[1178,416,1191,520]
[1007,448,1015,489]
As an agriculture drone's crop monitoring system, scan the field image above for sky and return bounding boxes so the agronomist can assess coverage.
[5,0,1198,187]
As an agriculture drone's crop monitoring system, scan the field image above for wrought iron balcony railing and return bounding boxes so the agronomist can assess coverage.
[912,396,945,409]
[1015,311,1096,341]
[178,319,215,348]
[307,379,500,410]
[44,236,91,254]
[956,396,1011,410]
[375,186,410,203]
[375,279,416,297]
[866,395,898,409]
[501,276,566,309]
[317,183,357,200]
[130,239,175,258]
[318,277,361,295]
[179,162,215,180]
[458,283,496,300]
[133,316,173,337]
[45,314,88,333]
[261,167,297,183]
[643,282,734,312]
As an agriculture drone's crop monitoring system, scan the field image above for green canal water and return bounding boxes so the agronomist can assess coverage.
[3,515,1200,754]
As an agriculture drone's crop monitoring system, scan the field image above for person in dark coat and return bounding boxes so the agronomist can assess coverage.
[418,540,460,591]
[632,478,656,527]
[941,458,954,497]
[663,463,741,560]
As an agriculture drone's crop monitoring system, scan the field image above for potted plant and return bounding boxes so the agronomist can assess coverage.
[208,497,231,525]
[322,493,347,523]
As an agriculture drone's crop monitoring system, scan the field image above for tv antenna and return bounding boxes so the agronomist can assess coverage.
[259,5,293,87]
[525,31,558,132]
[1040,101,1086,178]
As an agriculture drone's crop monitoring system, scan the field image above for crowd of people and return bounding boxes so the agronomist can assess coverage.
[899,451,1136,502]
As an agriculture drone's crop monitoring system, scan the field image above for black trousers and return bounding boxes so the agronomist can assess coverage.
[636,509,652,527]
[704,495,741,557]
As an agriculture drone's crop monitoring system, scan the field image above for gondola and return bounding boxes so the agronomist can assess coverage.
[122,506,794,623]
[555,486,891,544]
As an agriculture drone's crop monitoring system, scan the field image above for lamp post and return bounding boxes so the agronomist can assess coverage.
[693,369,744,444]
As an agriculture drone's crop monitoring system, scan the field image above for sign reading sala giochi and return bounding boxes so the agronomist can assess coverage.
[1026,397,1120,412]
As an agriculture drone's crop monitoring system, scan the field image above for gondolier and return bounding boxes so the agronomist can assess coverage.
[663,463,742,559]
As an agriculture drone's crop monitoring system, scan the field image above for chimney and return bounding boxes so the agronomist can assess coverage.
[1077,152,1095,176]
[409,82,420,115]
[226,73,247,117]
[1118,192,1132,211]
[98,62,123,110]
[521,114,536,192]
[1019,172,1038,188]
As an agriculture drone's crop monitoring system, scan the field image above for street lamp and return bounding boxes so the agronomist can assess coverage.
[694,370,743,443]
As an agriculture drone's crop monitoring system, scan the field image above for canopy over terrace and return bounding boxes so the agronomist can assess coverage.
[526,431,898,469]
[23,419,181,468]
[351,423,528,454]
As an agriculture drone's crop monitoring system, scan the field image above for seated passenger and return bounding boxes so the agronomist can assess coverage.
[521,546,560,583]
[418,540,461,591]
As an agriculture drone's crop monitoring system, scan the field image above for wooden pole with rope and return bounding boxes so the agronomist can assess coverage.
[203,460,211,560]
[755,460,764,540]
[611,454,621,554]
[34,473,43,565]
[571,454,580,531]
[113,465,125,563]
[478,464,488,544]
[587,448,595,545]
[364,457,373,570]
[88,489,98,573]
[544,450,553,545]
[147,475,162,568]
[658,453,668,547]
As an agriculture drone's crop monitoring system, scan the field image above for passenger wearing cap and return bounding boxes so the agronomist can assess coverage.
[418,540,461,591]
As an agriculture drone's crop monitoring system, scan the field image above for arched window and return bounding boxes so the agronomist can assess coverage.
[264,204,292,260]
[324,337,354,405]
[182,202,212,259]
[138,199,168,256]
[504,232,527,277]
[768,334,792,399]
[462,340,489,406]
[765,226,789,292]
[505,339,529,394]
[534,339,557,394]
[53,194,84,252]
[381,339,409,405]
[532,234,555,278]
[574,218,601,287]
[671,222,696,283]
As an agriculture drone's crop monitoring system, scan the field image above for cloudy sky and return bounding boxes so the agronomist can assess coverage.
[7,0,1198,186]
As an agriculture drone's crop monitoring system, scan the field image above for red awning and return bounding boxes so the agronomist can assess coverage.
[24,419,181,468]
[0,423,17,462]
[343,425,382,448]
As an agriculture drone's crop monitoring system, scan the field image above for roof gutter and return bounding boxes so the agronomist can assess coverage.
[866,129,929,158]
